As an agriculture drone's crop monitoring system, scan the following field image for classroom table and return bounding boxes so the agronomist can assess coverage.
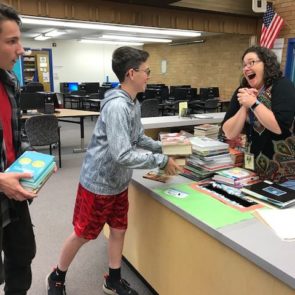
[22,108,99,153]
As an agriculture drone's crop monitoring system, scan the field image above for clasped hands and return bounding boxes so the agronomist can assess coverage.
[237,88,258,109]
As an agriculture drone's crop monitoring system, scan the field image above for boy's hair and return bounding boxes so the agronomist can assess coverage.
[112,46,149,82]
[0,3,21,33]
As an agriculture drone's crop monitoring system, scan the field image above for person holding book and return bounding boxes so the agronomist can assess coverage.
[222,46,295,180]
[0,3,37,294]
[47,46,181,295]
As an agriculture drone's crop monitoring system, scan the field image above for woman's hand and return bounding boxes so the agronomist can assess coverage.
[237,88,258,109]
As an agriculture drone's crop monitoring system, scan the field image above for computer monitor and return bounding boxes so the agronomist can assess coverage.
[84,82,100,94]
[173,87,194,101]
[20,92,45,111]
[99,86,111,100]
[60,82,79,93]
[199,88,209,101]
[208,87,220,98]
[68,82,79,92]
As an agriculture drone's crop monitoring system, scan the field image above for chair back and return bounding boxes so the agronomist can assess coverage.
[25,115,59,146]
[141,98,160,117]
[204,98,219,112]
[89,93,100,100]
[70,90,87,96]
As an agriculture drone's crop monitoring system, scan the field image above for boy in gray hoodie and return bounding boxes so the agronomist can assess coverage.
[47,46,181,295]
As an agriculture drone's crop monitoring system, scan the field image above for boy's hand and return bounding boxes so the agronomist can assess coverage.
[164,157,184,176]
[0,172,37,201]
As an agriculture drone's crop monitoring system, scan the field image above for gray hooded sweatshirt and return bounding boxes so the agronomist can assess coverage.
[79,88,168,195]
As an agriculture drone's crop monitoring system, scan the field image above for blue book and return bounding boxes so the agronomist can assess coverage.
[5,151,55,190]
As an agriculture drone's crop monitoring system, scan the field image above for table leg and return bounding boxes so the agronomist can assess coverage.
[73,116,87,153]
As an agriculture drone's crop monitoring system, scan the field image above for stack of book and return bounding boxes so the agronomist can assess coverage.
[5,151,55,193]
[181,136,233,180]
[229,147,244,167]
[194,124,219,139]
[212,167,259,188]
[160,131,192,165]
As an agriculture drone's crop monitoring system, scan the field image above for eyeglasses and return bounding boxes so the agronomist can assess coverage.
[242,60,262,69]
[134,68,151,76]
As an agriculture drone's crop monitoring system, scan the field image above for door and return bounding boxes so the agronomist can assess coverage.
[36,52,51,92]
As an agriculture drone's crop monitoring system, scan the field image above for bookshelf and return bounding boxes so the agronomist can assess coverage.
[22,55,37,84]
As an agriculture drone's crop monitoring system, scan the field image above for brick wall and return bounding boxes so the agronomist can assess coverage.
[144,34,250,99]
[273,0,295,69]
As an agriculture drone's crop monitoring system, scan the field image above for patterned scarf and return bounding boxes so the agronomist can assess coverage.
[250,85,272,135]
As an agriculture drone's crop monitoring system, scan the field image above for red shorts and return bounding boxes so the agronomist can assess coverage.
[72,184,129,240]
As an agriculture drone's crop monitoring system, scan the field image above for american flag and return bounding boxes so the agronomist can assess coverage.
[260,4,284,49]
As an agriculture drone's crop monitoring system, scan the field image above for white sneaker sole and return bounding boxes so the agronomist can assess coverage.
[102,283,117,295]
[45,273,50,295]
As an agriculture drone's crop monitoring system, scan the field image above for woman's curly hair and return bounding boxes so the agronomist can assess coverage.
[241,46,282,88]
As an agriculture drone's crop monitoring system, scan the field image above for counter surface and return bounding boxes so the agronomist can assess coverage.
[130,170,295,290]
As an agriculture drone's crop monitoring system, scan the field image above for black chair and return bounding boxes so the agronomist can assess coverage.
[64,90,87,109]
[87,93,101,111]
[141,98,160,117]
[25,115,62,168]
[162,100,189,116]
[190,98,220,113]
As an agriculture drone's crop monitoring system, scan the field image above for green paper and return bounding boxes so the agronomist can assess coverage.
[154,183,254,229]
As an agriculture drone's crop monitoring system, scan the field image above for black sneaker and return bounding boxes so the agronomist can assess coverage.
[46,273,66,295]
[103,274,138,295]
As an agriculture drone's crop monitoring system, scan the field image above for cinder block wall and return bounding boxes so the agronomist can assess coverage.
[144,34,250,99]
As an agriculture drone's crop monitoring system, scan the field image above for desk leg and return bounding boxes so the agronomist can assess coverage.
[73,117,87,153]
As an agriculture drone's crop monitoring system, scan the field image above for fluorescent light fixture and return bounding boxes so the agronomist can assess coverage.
[169,39,205,46]
[101,35,172,43]
[45,29,67,37]
[34,34,51,41]
[79,39,143,46]
[21,16,201,37]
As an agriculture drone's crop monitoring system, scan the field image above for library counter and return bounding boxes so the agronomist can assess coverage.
[123,170,295,295]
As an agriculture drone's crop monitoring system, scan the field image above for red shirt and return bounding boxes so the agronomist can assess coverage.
[0,82,16,167]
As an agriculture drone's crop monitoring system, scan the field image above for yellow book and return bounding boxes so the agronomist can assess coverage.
[178,101,188,117]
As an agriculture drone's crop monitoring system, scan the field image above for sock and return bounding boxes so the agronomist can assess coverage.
[109,267,121,282]
[50,266,67,282]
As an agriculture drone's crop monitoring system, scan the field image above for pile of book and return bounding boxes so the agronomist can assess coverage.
[5,151,55,193]
[194,124,219,139]
[229,147,244,167]
[182,136,234,180]
[160,131,192,166]
[212,167,259,188]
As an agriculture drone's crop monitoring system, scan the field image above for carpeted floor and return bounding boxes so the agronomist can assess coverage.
[0,116,155,295]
